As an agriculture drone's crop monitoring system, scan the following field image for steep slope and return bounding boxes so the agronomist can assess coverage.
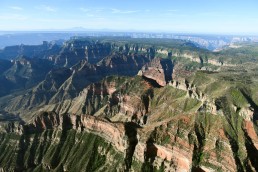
[50,39,112,67]
[0,113,125,171]
[0,59,12,73]
[138,58,174,87]
[1,69,257,171]
[0,52,155,119]
[0,41,61,60]
[0,56,54,97]
[0,38,258,172]
[0,67,72,120]
[0,38,112,67]
[0,59,13,96]
[4,56,53,86]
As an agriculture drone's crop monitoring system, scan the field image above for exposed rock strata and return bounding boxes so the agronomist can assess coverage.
[169,79,218,114]
[138,58,173,87]
[4,112,196,171]
[0,38,258,172]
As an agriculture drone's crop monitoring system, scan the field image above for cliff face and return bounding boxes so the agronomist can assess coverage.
[50,52,153,104]
[37,76,151,123]
[0,56,54,97]
[0,67,72,117]
[0,112,136,171]
[138,58,173,87]
[4,56,54,85]
[0,41,62,60]
[50,40,112,67]
[0,38,258,172]
[0,53,154,118]
[2,97,257,172]
[2,71,257,171]
[0,120,125,171]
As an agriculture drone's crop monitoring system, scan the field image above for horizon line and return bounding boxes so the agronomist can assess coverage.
[0,30,258,37]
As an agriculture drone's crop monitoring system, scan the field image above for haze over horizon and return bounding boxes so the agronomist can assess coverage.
[0,0,258,35]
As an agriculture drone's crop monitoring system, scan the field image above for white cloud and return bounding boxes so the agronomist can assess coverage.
[79,8,96,17]
[36,5,56,12]
[9,6,23,11]
[167,9,178,12]
[87,14,94,17]
[79,8,90,12]
[0,14,27,20]
[111,8,138,14]
[95,9,104,12]
[44,6,56,12]
[96,17,105,20]
[79,8,105,17]
[80,7,104,13]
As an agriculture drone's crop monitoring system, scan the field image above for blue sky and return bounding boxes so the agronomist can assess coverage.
[0,0,258,34]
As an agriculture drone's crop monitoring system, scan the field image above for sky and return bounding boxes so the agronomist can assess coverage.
[0,0,258,35]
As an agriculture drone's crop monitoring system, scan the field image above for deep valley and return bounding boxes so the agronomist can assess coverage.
[0,37,257,172]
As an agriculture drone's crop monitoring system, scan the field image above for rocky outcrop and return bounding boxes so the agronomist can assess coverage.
[0,37,258,172]
[24,112,128,152]
[50,40,112,67]
[169,79,218,114]
[24,112,138,171]
[156,48,236,67]
[36,76,151,126]
[0,51,153,117]
[0,56,54,97]
[1,80,258,172]
[0,117,125,171]
[239,107,254,121]
[81,115,127,152]
[0,67,72,116]
[138,58,173,87]
[0,41,61,60]
[134,142,193,171]
[173,51,202,64]
[4,56,53,85]
[27,52,140,105]
[5,112,194,171]
[24,110,242,172]
[48,52,153,104]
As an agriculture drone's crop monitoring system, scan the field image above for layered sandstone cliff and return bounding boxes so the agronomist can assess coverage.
[138,58,173,87]
[0,38,258,172]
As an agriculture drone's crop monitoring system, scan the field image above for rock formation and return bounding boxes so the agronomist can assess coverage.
[138,58,173,87]
[0,37,257,172]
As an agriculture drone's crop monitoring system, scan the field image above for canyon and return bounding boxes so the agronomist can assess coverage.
[0,37,257,171]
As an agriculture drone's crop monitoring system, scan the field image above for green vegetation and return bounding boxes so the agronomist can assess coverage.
[229,88,248,107]
[1,37,258,171]
[183,98,202,112]
[218,43,258,64]
[0,129,124,171]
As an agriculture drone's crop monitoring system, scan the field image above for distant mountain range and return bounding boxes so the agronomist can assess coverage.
[0,31,258,51]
